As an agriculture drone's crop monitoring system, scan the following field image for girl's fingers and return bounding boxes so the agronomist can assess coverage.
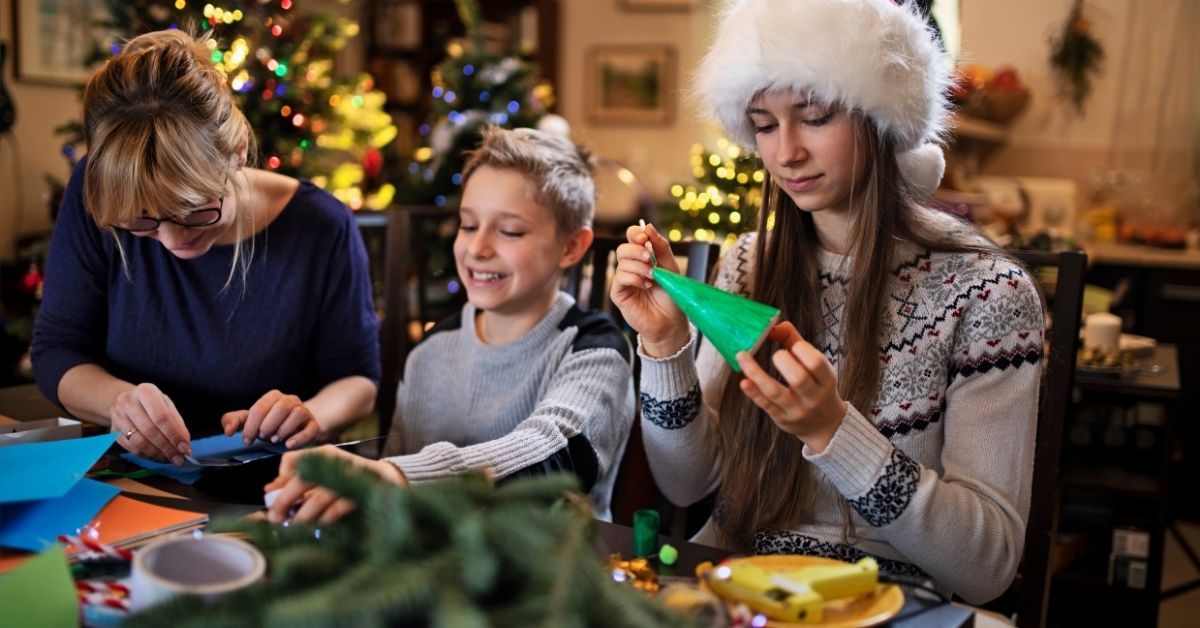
[739,378,785,419]
[771,348,818,400]
[768,321,804,347]
[789,341,838,388]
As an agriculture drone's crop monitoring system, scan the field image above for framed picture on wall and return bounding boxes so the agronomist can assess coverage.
[13,0,108,85]
[585,45,675,126]
[618,0,697,11]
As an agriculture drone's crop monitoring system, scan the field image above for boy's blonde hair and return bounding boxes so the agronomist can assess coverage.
[82,28,256,285]
[461,126,595,235]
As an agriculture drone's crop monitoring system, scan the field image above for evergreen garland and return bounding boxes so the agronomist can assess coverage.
[125,457,695,628]
[1048,0,1104,115]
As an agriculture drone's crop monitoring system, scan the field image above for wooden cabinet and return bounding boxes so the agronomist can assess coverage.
[1050,345,1179,627]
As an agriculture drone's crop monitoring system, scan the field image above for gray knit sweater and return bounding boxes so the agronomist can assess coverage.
[638,233,1044,603]
[382,292,635,521]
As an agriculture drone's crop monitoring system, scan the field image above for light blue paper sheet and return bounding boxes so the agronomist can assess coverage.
[0,478,121,551]
[121,433,287,484]
[0,434,117,504]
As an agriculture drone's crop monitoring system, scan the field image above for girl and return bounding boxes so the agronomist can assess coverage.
[611,0,1044,604]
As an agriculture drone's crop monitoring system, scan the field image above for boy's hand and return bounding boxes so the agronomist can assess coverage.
[735,322,848,453]
[222,389,322,449]
[110,383,191,465]
[610,222,690,357]
[264,445,407,525]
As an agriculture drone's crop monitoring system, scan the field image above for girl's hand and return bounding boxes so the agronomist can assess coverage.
[264,445,407,525]
[609,222,690,357]
[110,383,191,465]
[222,389,322,449]
[736,322,848,452]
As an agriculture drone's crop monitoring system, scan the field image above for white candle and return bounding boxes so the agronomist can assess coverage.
[1084,312,1122,354]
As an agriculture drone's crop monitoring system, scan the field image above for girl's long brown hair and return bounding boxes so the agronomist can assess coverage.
[713,112,998,549]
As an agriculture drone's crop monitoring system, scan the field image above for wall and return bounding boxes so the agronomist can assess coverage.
[959,0,1199,221]
[0,0,79,259]
[4,0,1192,259]
[0,0,363,261]
[557,0,717,207]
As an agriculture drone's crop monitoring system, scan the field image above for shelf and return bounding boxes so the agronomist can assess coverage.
[1053,567,1157,598]
[1061,465,1161,498]
[951,114,1006,143]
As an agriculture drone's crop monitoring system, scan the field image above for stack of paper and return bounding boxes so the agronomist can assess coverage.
[0,435,121,552]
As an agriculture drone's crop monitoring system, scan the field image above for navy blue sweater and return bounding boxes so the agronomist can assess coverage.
[32,161,380,434]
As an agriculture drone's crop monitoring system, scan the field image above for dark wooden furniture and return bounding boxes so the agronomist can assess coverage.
[365,205,462,435]
[563,236,720,527]
[1050,344,1181,627]
[1001,249,1087,628]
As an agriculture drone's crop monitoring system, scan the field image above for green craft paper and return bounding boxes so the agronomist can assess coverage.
[652,267,781,371]
[0,545,80,628]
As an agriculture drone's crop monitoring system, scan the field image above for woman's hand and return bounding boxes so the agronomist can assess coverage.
[264,445,407,525]
[609,222,690,357]
[110,383,191,465]
[736,322,848,453]
[222,389,322,449]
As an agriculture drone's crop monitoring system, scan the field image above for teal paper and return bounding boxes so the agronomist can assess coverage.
[122,433,288,484]
[0,434,117,504]
[0,545,80,628]
[0,478,121,551]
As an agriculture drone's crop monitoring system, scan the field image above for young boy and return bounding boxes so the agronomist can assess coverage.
[265,127,635,522]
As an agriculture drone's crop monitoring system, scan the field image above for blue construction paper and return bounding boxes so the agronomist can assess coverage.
[0,478,121,551]
[121,433,287,484]
[0,434,117,504]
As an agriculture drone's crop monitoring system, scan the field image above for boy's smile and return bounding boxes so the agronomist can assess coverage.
[455,165,586,343]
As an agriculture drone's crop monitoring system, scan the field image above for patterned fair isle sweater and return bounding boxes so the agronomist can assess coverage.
[638,233,1044,603]
[382,292,635,522]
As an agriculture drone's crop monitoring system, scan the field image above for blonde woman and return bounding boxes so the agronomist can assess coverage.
[611,0,1044,603]
[32,29,379,464]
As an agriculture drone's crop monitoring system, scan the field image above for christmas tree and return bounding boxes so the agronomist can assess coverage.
[395,0,555,208]
[659,137,765,247]
[125,460,697,627]
[58,0,397,211]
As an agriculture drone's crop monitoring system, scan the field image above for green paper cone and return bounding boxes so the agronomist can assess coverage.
[652,267,781,372]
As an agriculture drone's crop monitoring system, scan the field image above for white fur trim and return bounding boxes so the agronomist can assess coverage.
[897,143,945,196]
[696,0,952,152]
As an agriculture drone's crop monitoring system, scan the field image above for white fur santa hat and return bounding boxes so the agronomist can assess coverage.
[695,0,951,194]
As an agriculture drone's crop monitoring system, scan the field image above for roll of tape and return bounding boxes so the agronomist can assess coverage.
[130,534,265,612]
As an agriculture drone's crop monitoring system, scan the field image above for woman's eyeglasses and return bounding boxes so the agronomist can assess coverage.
[114,197,224,233]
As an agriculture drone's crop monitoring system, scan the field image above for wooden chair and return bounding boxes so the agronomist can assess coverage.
[1003,249,1088,627]
[564,235,721,526]
[376,205,463,436]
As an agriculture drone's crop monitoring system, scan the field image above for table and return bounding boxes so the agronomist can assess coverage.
[0,397,987,627]
[0,383,60,422]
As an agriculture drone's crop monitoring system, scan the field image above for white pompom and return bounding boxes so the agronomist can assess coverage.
[536,114,572,137]
[897,143,945,197]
